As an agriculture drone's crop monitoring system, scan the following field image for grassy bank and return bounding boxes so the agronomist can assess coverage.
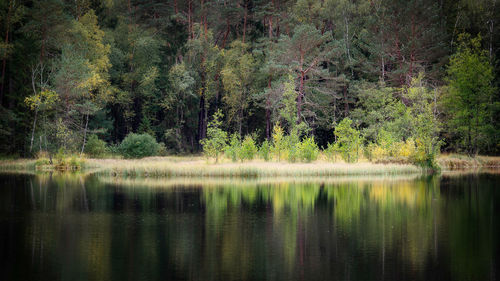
[1,155,499,178]
[437,154,500,169]
[1,156,421,177]
[90,158,422,177]
[0,159,36,171]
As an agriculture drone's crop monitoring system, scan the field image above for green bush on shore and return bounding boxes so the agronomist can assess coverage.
[84,135,108,158]
[119,133,160,159]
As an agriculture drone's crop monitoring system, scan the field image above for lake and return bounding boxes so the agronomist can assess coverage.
[0,172,498,281]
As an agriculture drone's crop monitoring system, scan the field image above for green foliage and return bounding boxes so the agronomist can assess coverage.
[84,135,108,158]
[51,148,84,171]
[157,142,168,156]
[271,124,287,161]
[444,34,496,154]
[325,142,340,162]
[280,75,299,128]
[286,130,300,163]
[297,137,319,162]
[225,133,241,162]
[0,0,497,160]
[352,83,410,142]
[334,118,363,163]
[259,140,271,161]
[25,89,59,111]
[404,74,442,167]
[238,135,258,161]
[201,110,227,163]
[119,133,160,159]
[221,41,256,135]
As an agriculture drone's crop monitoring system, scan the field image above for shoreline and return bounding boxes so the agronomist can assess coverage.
[0,154,499,178]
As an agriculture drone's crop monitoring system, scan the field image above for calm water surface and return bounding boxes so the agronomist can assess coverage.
[0,172,499,281]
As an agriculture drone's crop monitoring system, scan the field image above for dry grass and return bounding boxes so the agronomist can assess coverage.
[0,159,36,172]
[437,154,500,169]
[3,154,499,178]
[87,157,421,178]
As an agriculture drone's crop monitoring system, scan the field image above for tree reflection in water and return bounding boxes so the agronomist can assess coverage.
[0,172,498,281]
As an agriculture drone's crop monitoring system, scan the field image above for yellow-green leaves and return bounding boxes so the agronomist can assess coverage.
[70,10,111,97]
[25,89,59,111]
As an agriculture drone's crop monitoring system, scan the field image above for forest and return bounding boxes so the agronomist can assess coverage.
[0,0,499,166]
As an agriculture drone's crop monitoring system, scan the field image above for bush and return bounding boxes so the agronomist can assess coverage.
[225,133,241,162]
[119,133,160,159]
[259,139,271,161]
[84,135,108,158]
[201,110,227,162]
[413,137,440,169]
[334,118,363,163]
[371,145,387,160]
[297,137,319,162]
[271,124,287,161]
[35,157,50,167]
[324,142,339,162]
[157,142,168,156]
[238,135,258,161]
[51,148,84,170]
[286,131,300,163]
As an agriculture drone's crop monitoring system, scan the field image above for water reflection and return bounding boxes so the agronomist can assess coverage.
[0,172,498,281]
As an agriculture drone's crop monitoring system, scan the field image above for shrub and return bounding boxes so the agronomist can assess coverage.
[69,155,84,169]
[201,110,227,162]
[35,157,50,167]
[119,133,160,159]
[108,143,120,155]
[297,137,319,162]
[398,139,416,158]
[363,143,375,161]
[84,135,108,158]
[157,142,168,156]
[225,133,241,162]
[334,118,363,163]
[50,148,84,170]
[413,137,440,169]
[239,135,258,161]
[286,130,300,163]
[325,142,339,162]
[259,139,271,161]
[371,145,387,160]
[271,124,287,161]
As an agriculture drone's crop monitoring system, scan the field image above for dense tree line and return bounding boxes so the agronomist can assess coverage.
[0,0,498,157]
